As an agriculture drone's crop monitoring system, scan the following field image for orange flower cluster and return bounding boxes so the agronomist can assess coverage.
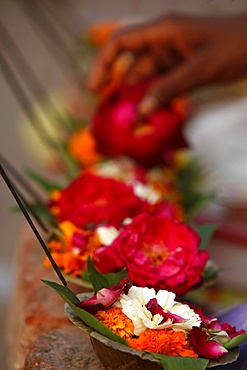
[129,328,198,357]
[95,306,198,357]
[68,128,102,167]
[44,221,101,276]
[95,307,134,340]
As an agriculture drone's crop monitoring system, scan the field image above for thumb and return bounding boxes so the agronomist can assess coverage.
[138,49,215,115]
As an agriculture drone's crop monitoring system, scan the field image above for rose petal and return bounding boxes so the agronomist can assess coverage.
[146,298,184,323]
[188,327,228,359]
[77,278,129,314]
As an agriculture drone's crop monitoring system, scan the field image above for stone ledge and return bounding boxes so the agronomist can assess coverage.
[7,226,104,370]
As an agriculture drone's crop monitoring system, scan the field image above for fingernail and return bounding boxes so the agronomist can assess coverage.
[139,96,158,116]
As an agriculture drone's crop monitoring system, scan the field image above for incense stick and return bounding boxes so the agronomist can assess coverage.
[0,163,67,286]
[0,153,45,204]
[0,154,48,232]
[0,46,57,148]
[10,180,48,233]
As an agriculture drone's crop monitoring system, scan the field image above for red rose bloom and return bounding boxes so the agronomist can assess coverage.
[49,173,145,229]
[92,79,187,167]
[94,213,209,296]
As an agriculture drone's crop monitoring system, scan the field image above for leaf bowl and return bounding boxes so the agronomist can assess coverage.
[64,293,240,370]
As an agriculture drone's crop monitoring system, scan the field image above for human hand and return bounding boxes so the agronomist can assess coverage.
[88,14,247,115]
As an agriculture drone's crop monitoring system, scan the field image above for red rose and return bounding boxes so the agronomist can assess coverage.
[92,79,187,167]
[50,172,145,229]
[94,213,208,296]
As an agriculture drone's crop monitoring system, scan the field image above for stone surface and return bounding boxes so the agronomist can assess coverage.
[24,327,104,370]
[7,226,104,370]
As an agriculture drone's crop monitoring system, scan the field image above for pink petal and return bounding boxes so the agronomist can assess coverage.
[76,278,129,314]
[188,327,228,359]
[146,298,184,323]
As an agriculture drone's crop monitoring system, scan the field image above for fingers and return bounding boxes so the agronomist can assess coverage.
[139,48,217,115]
[125,54,159,85]
[88,41,123,91]
[88,25,151,91]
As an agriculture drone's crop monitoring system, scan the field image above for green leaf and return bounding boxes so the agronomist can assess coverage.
[225,330,247,350]
[183,193,215,223]
[103,269,128,286]
[87,256,128,293]
[58,146,80,179]
[42,279,128,346]
[175,156,216,221]
[153,353,209,370]
[42,279,80,304]
[87,257,110,293]
[203,264,221,284]
[26,169,63,192]
[61,114,87,133]
[30,202,57,225]
[193,224,218,250]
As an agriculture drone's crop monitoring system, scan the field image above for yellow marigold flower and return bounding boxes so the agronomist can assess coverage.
[68,128,102,167]
[95,307,134,340]
[128,328,198,357]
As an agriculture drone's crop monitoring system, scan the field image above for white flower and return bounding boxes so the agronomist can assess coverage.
[119,286,201,336]
[132,181,161,204]
[122,218,133,225]
[95,226,119,246]
[94,161,123,179]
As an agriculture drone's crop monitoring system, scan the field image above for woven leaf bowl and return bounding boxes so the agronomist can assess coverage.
[65,293,239,370]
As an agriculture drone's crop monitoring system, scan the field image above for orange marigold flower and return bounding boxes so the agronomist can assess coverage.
[59,221,84,250]
[49,205,60,217]
[44,252,64,269]
[44,221,102,276]
[47,239,63,253]
[86,232,101,253]
[95,307,134,340]
[49,190,62,216]
[62,253,87,276]
[68,128,102,167]
[49,190,61,202]
[128,328,198,357]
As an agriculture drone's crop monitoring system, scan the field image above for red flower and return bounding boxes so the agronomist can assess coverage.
[188,327,228,359]
[49,173,145,229]
[94,213,208,296]
[92,79,187,167]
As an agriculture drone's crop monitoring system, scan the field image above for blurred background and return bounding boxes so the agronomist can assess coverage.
[1,1,247,369]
